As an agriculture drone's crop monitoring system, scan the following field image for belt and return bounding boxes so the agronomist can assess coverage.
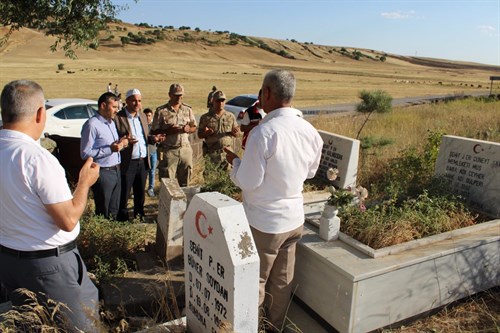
[131,157,144,161]
[0,240,77,259]
[101,164,120,170]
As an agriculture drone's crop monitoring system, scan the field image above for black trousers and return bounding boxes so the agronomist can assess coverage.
[117,158,147,221]
[0,249,99,332]
[92,168,121,219]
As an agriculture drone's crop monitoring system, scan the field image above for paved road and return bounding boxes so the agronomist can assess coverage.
[300,91,491,116]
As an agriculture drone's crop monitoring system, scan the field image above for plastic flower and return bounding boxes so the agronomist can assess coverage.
[326,185,369,211]
[326,167,339,181]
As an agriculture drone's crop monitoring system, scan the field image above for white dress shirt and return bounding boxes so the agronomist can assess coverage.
[230,107,323,234]
[0,130,77,250]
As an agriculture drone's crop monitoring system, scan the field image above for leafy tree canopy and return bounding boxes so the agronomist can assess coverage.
[0,0,125,58]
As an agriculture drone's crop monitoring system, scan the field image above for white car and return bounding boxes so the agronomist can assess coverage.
[42,98,98,139]
[224,94,259,123]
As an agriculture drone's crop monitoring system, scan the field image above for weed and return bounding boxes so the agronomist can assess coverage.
[78,214,155,283]
[200,156,240,200]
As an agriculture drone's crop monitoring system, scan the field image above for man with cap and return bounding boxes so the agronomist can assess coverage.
[152,83,197,187]
[114,88,164,221]
[206,85,217,109]
[198,90,240,170]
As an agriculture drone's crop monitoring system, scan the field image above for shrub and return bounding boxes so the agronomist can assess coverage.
[77,214,155,283]
[57,63,65,70]
[340,190,475,249]
[355,90,393,138]
[200,157,240,200]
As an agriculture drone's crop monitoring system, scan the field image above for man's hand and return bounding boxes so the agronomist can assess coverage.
[153,134,166,143]
[202,126,215,137]
[78,157,100,188]
[223,147,238,165]
[231,126,240,137]
[112,136,129,151]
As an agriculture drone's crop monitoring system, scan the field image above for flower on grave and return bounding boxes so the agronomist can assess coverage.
[326,185,369,211]
[326,167,339,181]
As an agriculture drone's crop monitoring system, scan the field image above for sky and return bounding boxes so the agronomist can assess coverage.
[116,0,500,66]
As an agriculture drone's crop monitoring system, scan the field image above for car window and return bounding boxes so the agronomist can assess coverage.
[88,104,98,116]
[226,96,257,108]
[54,105,92,120]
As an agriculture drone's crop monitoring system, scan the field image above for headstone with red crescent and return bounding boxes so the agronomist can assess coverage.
[184,191,260,333]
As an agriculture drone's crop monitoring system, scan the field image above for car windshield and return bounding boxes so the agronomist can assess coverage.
[226,96,257,108]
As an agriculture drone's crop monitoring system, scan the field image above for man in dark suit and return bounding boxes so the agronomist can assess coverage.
[114,88,164,221]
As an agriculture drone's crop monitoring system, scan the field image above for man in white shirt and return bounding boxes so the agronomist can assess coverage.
[0,80,101,331]
[225,70,323,332]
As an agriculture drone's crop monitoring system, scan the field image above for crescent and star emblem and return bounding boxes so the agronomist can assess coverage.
[195,211,213,239]
[473,144,482,154]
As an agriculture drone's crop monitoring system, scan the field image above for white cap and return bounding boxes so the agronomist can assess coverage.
[125,88,141,99]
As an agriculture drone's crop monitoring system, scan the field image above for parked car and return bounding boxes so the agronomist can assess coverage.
[224,94,259,123]
[42,98,98,139]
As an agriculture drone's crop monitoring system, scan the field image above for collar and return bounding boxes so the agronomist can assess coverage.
[125,108,139,119]
[260,107,303,125]
[96,112,114,125]
[0,129,36,142]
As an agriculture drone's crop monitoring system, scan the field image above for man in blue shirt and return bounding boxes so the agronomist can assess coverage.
[81,92,129,219]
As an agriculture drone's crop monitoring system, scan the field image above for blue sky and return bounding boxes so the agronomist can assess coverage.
[116,0,500,66]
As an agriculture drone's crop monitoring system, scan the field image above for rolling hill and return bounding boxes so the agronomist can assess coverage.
[1,22,498,112]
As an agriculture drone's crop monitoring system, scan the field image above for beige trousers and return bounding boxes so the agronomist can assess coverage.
[250,225,303,331]
[158,145,193,187]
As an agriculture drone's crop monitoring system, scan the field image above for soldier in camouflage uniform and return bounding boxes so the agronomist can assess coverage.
[152,83,197,187]
[198,90,240,170]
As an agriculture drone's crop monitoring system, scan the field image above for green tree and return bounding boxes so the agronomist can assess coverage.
[0,0,123,58]
[355,90,393,139]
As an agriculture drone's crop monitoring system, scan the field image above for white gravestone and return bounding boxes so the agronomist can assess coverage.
[184,192,260,333]
[435,135,500,218]
[318,130,360,188]
[156,178,186,262]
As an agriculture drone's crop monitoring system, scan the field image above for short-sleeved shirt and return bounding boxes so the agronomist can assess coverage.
[198,110,238,152]
[153,102,196,149]
[0,130,77,250]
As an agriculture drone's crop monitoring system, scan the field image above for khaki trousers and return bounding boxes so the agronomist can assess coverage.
[158,145,193,187]
[250,225,303,331]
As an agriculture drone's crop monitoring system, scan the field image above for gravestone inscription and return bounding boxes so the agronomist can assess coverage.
[435,135,499,218]
[317,130,360,188]
[184,192,260,333]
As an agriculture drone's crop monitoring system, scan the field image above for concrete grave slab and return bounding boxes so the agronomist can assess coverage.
[184,192,260,333]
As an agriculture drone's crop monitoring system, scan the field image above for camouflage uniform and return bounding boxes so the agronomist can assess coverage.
[198,110,238,170]
[152,102,196,187]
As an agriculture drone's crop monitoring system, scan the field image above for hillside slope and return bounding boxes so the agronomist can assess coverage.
[0,23,497,111]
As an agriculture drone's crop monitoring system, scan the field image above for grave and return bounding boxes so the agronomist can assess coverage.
[294,134,500,333]
[434,135,500,218]
[317,130,360,188]
[184,192,260,333]
[155,178,186,262]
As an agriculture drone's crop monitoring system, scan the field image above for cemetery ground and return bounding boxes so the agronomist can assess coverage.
[2,97,498,332]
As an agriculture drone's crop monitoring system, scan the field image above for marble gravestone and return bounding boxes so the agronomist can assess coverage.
[184,192,260,333]
[317,130,360,188]
[156,178,186,262]
[435,135,500,218]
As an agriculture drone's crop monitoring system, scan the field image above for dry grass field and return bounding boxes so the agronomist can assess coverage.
[1,23,498,113]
